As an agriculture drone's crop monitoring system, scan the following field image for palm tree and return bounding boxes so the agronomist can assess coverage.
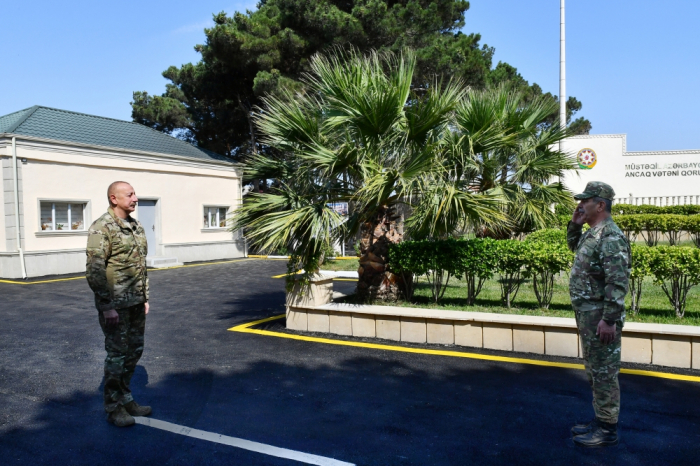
[231,49,507,300]
[454,88,578,237]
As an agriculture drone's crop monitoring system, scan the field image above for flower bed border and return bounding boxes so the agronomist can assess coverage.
[286,275,700,370]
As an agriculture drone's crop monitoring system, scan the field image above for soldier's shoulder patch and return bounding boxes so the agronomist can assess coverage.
[87,233,103,248]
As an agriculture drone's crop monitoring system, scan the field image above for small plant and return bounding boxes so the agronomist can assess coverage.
[56,224,64,230]
[524,242,573,309]
[629,244,654,314]
[493,240,530,308]
[456,238,497,306]
[649,246,700,318]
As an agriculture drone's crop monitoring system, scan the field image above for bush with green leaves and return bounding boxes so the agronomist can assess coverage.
[388,239,461,303]
[614,214,699,246]
[629,244,654,314]
[524,228,567,246]
[455,238,498,305]
[648,246,700,317]
[523,242,573,309]
[613,215,667,246]
[684,215,700,248]
[492,240,530,307]
[611,204,700,216]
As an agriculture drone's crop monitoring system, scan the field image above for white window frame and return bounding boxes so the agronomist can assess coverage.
[37,199,90,235]
[202,205,230,231]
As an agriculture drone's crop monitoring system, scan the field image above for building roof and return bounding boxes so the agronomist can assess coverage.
[0,106,230,163]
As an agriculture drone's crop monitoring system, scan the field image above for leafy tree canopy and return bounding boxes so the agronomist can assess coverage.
[132,0,590,162]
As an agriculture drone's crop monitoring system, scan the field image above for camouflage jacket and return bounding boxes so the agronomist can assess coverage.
[86,207,149,311]
[567,217,631,323]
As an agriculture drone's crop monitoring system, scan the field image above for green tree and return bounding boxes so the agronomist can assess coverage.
[456,86,578,237]
[131,1,590,171]
[131,0,492,162]
[230,49,508,301]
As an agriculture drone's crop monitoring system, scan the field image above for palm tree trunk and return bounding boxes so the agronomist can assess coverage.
[357,205,407,301]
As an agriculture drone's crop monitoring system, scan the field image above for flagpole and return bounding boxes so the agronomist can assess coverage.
[560,0,566,131]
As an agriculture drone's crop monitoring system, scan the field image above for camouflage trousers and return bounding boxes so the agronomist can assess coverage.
[98,304,146,413]
[575,308,622,424]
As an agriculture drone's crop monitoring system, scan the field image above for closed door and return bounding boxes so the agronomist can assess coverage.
[138,200,157,257]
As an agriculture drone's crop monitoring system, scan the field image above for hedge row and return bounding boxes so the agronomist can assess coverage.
[613,214,700,247]
[629,245,700,317]
[611,203,700,216]
[388,234,700,317]
[389,237,572,309]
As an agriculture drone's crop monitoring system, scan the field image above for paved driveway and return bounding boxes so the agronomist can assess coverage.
[0,259,698,465]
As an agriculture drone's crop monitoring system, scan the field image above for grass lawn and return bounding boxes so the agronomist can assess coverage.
[327,259,700,326]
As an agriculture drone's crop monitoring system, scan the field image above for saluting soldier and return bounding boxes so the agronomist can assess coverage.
[567,181,631,447]
[86,181,152,427]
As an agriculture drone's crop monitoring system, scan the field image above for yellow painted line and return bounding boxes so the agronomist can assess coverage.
[229,315,700,383]
[247,255,290,261]
[0,276,85,285]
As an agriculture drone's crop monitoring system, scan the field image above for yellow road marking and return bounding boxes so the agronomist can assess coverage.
[229,315,700,383]
[0,276,85,285]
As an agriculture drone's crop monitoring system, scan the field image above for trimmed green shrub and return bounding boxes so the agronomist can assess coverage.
[649,246,700,317]
[524,228,567,246]
[629,244,654,314]
[456,238,497,305]
[614,215,667,246]
[614,214,700,246]
[389,239,461,303]
[492,240,530,308]
[523,242,573,309]
[686,215,700,248]
[612,204,700,215]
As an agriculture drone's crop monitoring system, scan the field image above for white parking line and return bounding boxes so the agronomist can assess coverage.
[135,417,355,466]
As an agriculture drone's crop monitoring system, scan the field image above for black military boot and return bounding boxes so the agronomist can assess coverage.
[571,418,596,436]
[124,400,152,417]
[573,420,618,447]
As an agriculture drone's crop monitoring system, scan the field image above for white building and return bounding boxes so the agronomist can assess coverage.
[561,134,700,206]
[0,106,245,279]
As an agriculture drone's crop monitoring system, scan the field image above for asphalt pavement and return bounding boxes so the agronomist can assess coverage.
[0,259,698,465]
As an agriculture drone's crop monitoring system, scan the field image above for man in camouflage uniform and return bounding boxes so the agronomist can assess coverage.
[567,181,631,447]
[86,181,152,427]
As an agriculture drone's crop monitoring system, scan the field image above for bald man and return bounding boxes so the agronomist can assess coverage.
[86,181,151,427]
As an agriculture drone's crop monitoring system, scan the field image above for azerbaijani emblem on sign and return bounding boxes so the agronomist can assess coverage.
[577,148,597,169]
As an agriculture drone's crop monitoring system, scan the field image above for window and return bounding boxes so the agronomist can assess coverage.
[40,202,86,231]
[203,206,228,229]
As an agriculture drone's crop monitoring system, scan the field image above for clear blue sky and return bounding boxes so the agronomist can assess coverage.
[2,1,698,151]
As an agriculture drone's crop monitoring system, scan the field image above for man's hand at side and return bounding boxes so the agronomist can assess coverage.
[103,309,119,328]
[144,302,149,315]
[596,320,616,345]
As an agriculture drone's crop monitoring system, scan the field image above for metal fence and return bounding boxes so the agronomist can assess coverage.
[612,195,700,206]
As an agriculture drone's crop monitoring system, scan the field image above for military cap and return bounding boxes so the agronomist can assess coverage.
[574,181,615,201]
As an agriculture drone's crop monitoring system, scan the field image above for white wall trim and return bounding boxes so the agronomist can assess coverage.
[35,230,89,237]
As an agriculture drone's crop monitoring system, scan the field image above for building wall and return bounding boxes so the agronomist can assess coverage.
[561,134,700,205]
[0,137,244,278]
